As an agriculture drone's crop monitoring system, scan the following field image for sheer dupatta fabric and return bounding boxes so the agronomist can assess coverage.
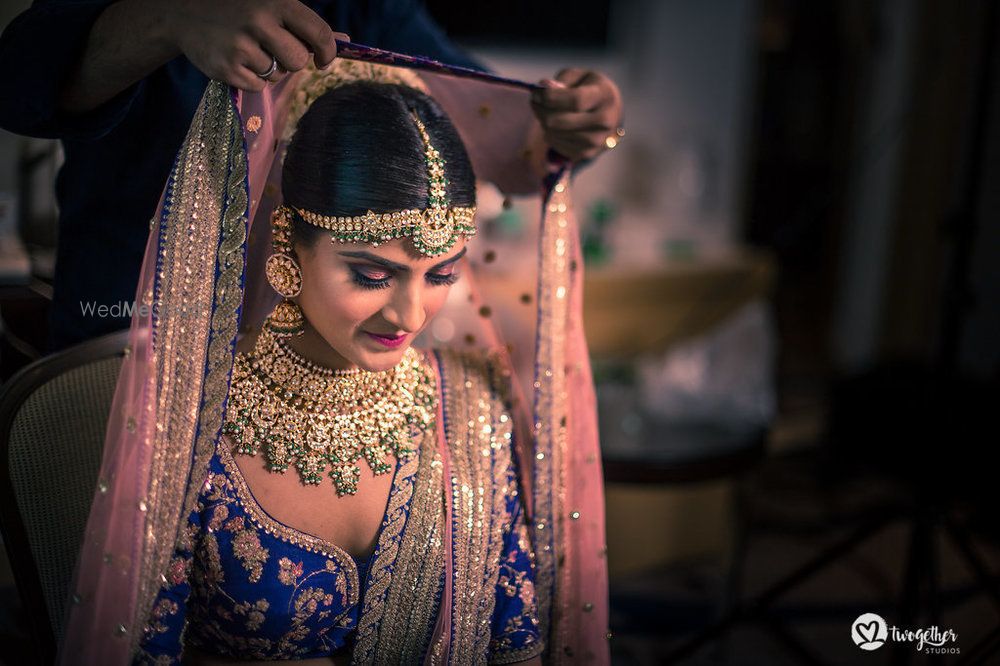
[57,60,608,665]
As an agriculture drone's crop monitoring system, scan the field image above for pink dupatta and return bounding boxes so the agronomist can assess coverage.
[57,48,608,665]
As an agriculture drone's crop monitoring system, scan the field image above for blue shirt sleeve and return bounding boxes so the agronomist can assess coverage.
[489,462,544,664]
[0,0,143,140]
[372,0,488,72]
[133,499,203,665]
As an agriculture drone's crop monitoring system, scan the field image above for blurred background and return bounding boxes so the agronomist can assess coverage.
[1,0,999,664]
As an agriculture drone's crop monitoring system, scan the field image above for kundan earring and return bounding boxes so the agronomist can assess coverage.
[264,205,305,338]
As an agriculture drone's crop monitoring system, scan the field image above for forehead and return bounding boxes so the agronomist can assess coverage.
[319,237,469,267]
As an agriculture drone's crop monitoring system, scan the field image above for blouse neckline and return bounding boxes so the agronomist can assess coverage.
[217,436,401,598]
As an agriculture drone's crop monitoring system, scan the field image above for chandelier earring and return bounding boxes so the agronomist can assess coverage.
[264,205,305,338]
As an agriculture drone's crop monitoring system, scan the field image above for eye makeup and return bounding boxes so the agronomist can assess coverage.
[341,247,467,291]
[349,267,391,290]
[425,271,460,286]
[348,266,460,291]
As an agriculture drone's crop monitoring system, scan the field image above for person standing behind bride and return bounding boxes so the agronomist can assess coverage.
[0,0,622,352]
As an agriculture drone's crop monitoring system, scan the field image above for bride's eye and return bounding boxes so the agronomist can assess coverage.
[350,267,390,290]
[426,271,459,286]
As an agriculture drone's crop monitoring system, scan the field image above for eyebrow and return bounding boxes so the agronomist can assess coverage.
[338,246,468,273]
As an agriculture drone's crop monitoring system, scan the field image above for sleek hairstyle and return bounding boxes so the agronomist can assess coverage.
[282,81,476,247]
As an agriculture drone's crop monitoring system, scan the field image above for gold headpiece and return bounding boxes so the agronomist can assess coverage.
[283,61,476,257]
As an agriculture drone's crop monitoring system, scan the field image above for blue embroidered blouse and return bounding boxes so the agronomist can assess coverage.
[134,430,543,664]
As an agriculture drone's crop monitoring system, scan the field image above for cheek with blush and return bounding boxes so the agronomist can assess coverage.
[295,253,389,352]
[289,237,467,370]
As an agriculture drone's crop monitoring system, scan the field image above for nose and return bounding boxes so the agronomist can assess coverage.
[381,280,425,333]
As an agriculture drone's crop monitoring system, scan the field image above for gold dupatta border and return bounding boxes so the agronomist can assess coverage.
[436,349,515,665]
[351,349,515,664]
[351,379,444,664]
[531,172,573,659]
[131,81,248,654]
[358,352,446,664]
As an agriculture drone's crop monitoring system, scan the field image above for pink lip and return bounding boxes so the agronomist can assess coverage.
[364,331,408,348]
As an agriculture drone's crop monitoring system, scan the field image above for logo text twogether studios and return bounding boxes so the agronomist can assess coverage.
[852,613,958,655]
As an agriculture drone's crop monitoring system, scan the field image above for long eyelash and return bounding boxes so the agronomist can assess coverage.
[350,269,390,290]
[427,272,460,286]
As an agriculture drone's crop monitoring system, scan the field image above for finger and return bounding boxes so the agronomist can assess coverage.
[532,108,612,133]
[241,41,281,80]
[548,134,596,155]
[532,80,606,113]
[324,31,351,68]
[231,66,269,93]
[265,64,289,83]
[549,141,602,164]
[278,0,338,66]
[548,129,609,160]
[259,25,312,72]
[554,67,590,88]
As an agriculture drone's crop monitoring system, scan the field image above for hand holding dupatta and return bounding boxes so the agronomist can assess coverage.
[167,0,350,90]
[59,0,349,115]
[530,69,623,163]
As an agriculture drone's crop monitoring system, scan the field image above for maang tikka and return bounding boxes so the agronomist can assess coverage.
[264,205,305,337]
[291,111,476,257]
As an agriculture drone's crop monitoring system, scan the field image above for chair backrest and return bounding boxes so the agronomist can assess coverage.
[0,330,128,663]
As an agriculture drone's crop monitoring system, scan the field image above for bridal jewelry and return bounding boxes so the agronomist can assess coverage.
[290,112,476,257]
[280,61,477,258]
[222,327,437,496]
[256,53,279,80]
[264,206,305,338]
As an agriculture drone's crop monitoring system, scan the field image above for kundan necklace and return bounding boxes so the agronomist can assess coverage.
[222,327,437,496]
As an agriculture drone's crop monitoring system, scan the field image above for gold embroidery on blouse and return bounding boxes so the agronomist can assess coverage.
[193,530,225,592]
[490,634,546,665]
[233,598,269,631]
[223,515,269,583]
[187,461,362,659]
[146,598,179,636]
[189,612,276,661]
[274,555,353,629]
[490,514,543,664]
[217,437,362,606]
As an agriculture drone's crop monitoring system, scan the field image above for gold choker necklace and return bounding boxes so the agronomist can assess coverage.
[222,328,437,496]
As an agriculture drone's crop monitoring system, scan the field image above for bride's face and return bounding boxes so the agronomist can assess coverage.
[292,236,467,372]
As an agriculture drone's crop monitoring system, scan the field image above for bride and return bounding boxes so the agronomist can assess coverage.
[58,58,613,666]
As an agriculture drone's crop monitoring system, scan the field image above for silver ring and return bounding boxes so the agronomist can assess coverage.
[256,54,278,80]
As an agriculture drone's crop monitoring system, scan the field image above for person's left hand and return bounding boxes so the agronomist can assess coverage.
[530,68,623,163]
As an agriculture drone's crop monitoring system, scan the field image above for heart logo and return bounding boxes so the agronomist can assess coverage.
[858,622,878,643]
[852,613,888,650]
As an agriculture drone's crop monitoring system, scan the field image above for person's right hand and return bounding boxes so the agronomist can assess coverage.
[167,0,349,92]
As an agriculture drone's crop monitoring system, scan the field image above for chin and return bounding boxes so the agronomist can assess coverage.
[355,346,410,373]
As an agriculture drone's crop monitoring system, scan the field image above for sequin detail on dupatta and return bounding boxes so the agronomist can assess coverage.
[135,80,248,655]
[437,350,521,665]
[532,171,573,656]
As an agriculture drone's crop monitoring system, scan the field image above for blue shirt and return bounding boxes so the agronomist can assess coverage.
[0,0,482,351]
